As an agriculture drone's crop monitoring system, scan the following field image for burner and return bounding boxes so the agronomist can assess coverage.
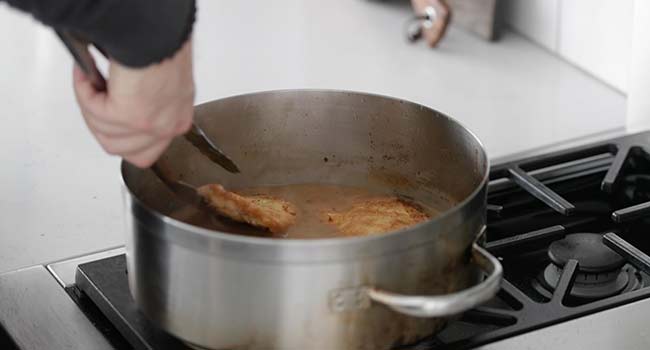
[532,233,644,303]
[548,233,625,272]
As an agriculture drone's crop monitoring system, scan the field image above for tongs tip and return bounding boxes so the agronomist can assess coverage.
[219,158,241,174]
[186,123,241,174]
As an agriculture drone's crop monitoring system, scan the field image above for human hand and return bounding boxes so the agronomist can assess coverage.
[73,39,195,168]
[410,0,451,47]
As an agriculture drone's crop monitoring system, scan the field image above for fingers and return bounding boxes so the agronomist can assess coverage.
[87,116,173,168]
[83,110,174,168]
[123,138,172,168]
[73,66,179,168]
[94,131,160,156]
[73,65,108,117]
[146,102,194,138]
[72,40,195,168]
[173,110,194,134]
[82,115,141,137]
[74,65,192,138]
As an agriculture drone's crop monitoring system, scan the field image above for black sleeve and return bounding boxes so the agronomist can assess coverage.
[4,0,196,67]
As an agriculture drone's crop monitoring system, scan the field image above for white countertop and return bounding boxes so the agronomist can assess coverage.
[0,0,626,273]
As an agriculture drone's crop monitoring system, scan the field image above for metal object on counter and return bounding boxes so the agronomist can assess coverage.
[121,90,496,349]
[407,0,502,43]
[406,6,436,42]
[55,29,240,174]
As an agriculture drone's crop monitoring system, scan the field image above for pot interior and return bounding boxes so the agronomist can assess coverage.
[122,90,488,237]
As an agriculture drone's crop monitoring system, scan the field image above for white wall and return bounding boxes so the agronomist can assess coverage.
[503,0,634,93]
[627,0,650,131]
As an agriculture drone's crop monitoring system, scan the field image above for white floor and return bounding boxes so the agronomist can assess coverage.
[0,0,626,272]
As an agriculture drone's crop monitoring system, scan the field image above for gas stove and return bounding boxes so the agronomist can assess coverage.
[3,132,650,350]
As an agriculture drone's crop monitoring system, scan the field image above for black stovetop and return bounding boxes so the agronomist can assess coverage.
[69,132,650,350]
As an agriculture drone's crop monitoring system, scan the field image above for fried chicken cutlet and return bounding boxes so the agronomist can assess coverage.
[326,196,429,236]
[197,184,297,234]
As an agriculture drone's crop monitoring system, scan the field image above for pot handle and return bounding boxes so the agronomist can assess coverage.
[366,243,502,317]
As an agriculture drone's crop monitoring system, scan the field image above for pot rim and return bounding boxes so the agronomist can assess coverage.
[121,88,490,247]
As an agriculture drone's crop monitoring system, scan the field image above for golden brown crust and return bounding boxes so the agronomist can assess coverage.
[325,197,429,236]
[197,184,297,234]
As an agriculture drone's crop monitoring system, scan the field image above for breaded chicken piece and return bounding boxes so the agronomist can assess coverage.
[197,184,297,234]
[326,197,429,236]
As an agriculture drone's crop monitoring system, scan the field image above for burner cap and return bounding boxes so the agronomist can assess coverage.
[548,233,625,273]
[534,264,643,303]
[541,264,628,300]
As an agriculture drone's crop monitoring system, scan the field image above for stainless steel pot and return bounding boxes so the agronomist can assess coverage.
[121,90,501,350]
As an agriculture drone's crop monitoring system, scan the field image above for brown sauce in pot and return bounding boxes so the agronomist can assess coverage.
[171,183,448,239]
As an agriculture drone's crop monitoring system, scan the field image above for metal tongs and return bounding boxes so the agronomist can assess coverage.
[56,30,239,206]
[56,30,240,173]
